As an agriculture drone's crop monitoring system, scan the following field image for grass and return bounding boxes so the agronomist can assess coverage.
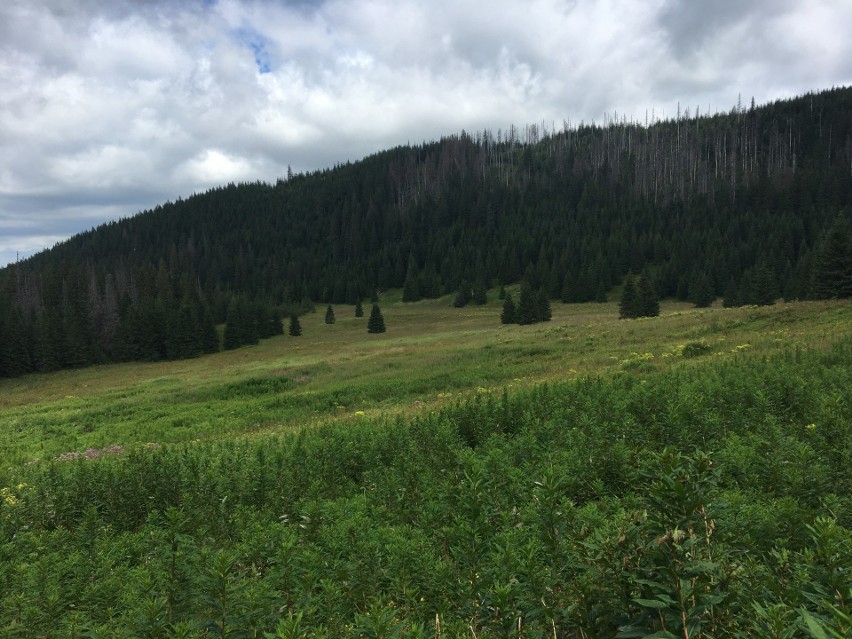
[1,291,850,467]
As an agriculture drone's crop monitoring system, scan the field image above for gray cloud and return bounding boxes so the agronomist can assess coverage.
[1,0,851,266]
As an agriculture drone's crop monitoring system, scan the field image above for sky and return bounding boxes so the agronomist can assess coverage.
[2,0,851,268]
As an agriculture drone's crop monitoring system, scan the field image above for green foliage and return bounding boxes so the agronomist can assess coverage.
[367,304,385,333]
[690,272,715,308]
[682,341,712,358]
[0,334,850,636]
[289,314,302,337]
[811,214,852,299]
[473,280,488,305]
[453,280,472,308]
[324,305,335,325]
[507,282,551,325]
[500,294,516,324]
[620,274,639,318]
[621,274,659,318]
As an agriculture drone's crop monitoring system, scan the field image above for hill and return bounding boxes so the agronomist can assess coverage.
[1,87,851,378]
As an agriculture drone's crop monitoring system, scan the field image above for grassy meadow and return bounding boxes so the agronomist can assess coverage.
[2,291,850,467]
[1,292,850,638]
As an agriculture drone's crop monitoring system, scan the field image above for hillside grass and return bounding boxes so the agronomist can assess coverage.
[1,291,850,467]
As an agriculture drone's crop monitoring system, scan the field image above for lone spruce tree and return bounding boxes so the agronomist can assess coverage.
[354,300,364,317]
[288,314,302,336]
[367,304,386,333]
[324,304,335,324]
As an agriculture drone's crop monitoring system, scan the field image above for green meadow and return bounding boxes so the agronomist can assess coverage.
[2,293,849,466]
[1,294,850,638]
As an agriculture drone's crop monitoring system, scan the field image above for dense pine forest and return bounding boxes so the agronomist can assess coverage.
[1,87,851,377]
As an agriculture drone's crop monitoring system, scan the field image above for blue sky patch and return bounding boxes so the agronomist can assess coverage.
[232,27,273,74]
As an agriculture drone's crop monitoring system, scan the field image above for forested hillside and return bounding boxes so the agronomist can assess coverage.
[1,87,850,377]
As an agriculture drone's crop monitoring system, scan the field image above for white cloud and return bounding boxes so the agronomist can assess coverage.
[1,0,851,267]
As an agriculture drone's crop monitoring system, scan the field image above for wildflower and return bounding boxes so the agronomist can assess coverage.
[1,487,18,506]
[354,410,366,417]
[805,423,817,431]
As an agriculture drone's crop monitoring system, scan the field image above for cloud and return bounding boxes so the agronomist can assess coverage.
[1,0,851,267]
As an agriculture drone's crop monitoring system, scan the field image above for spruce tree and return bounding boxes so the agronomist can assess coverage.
[289,314,302,336]
[200,305,220,354]
[595,280,608,303]
[402,276,420,302]
[534,289,551,322]
[354,300,364,317]
[402,255,421,302]
[811,215,852,298]
[750,263,777,306]
[174,303,200,359]
[722,279,739,308]
[223,301,241,350]
[453,280,472,308]
[324,304,336,324]
[500,294,516,324]
[690,273,715,308]
[367,304,386,333]
[270,308,284,335]
[619,275,638,319]
[498,284,506,300]
[516,282,537,325]
[637,275,660,317]
[473,280,487,305]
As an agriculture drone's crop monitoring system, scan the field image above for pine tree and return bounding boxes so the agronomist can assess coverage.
[453,280,472,308]
[735,265,775,306]
[722,279,739,308]
[223,302,241,350]
[367,304,385,333]
[402,276,420,302]
[354,300,364,317]
[200,305,220,354]
[619,275,638,319]
[498,285,506,300]
[811,215,852,298]
[402,255,421,302]
[534,289,551,322]
[173,303,200,359]
[473,280,487,305]
[637,275,660,317]
[270,308,284,336]
[516,282,537,325]
[289,314,302,336]
[690,273,715,308]
[324,304,336,324]
[500,294,516,324]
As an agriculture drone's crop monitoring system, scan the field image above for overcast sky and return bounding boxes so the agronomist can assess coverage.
[2,0,851,267]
